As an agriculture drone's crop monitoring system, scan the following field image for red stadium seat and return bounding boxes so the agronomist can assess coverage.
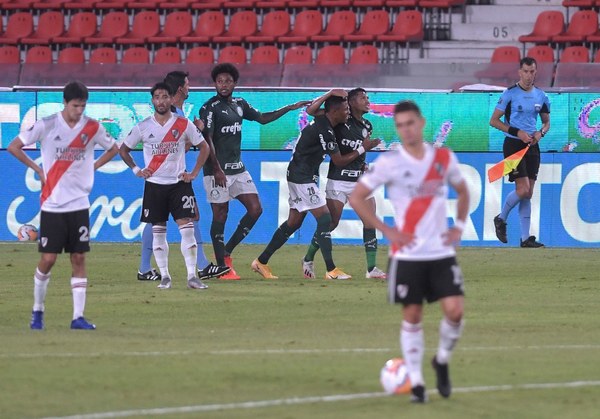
[255,0,288,8]
[593,49,600,63]
[89,47,118,64]
[2,0,35,10]
[212,10,257,44]
[283,45,312,64]
[518,11,565,44]
[0,12,34,45]
[376,10,423,43]
[561,1,595,7]
[21,11,65,45]
[343,9,390,43]
[287,1,319,8]
[321,0,353,7]
[354,1,386,7]
[490,46,521,63]
[191,0,225,10]
[64,0,98,11]
[311,10,356,43]
[526,45,555,63]
[559,45,590,62]
[122,47,150,64]
[186,46,215,64]
[180,11,225,44]
[0,46,20,64]
[147,11,193,44]
[349,44,379,64]
[218,45,247,64]
[315,45,345,64]
[384,0,418,6]
[246,10,291,44]
[223,0,256,8]
[31,0,71,10]
[85,11,129,44]
[25,46,53,64]
[127,0,162,10]
[552,10,598,44]
[158,0,197,10]
[250,45,280,64]
[94,0,128,10]
[57,47,85,64]
[54,12,97,44]
[588,28,600,43]
[154,46,182,63]
[116,11,160,45]
[278,10,322,43]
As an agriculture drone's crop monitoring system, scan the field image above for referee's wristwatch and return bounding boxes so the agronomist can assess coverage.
[539,129,547,137]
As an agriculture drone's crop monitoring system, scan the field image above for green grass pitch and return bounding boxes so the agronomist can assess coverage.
[1,243,599,419]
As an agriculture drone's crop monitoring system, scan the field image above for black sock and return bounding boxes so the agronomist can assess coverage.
[258,222,295,264]
[363,228,378,271]
[225,213,257,255]
[315,214,335,271]
[210,221,225,266]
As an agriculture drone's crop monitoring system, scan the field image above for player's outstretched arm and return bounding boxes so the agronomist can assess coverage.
[330,136,381,168]
[94,144,119,171]
[7,137,46,184]
[306,89,348,117]
[256,100,312,124]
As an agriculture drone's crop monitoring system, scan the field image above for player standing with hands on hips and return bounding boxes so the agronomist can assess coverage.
[8,81,119,330]
[490,57,550,247]
[349,101,469,403]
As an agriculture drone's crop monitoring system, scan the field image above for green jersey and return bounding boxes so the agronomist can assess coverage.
[199,95,261,176]
[287,115,340,184]
[328,114,373,182]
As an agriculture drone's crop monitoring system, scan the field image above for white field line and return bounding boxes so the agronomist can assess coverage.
[40,380,600,419]
[1,344,599,359]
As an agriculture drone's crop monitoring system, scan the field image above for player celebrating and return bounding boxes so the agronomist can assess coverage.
[119,82,210,290]
[349,101,469,403]
[8,81,119,330]
[490,57,550,247]
[251,95,380,280]
[302,88,386,279]
[199,63,310,279]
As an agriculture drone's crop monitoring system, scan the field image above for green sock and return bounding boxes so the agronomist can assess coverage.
[363,228,378,272]
[210,221,225,266]
[304,233,320,262]
[225,213,257,255]
[315,214,335,272]
[258,222,295,264]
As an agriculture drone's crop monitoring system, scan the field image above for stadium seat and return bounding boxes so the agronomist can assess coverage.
[85,11,128,44]
[287,1,320,8]
[559,45,590,62]
[526,45,555,63]
[354,1,386,7]
[21,11,65,45]
[31,0,71,10]
[53,12,97,44]
[158,0,197,10]
[518,11,565,44]
[384,0,418,6]
[343,9,390,42]
[147,11,193,44]
[419,0,466,40]
[594,49,600,63]
[57,47,85,64]
[94,0,128,10]
[223,0,256,8]
[490,46,521,63]
[154,46,182,63]
[127,0,162,10]
[278,10,322,43]
[180,11,225,44]
[283,45,312,64]
[122,47,150,64]
[255,0,288,8]
[89,47,118,64]
[212,10,258,44]
[246,10,291,44]
[588,28,600,43]
[348,44,379,64]
[217,45,247,64]
[0,12,34,45]
[116,11,160,46]
[561,0,595,6]
[376,10,423,43]
[1,0,35,10]
[25,46,53,64]
[64,0,98,11]
[311,10,356,43]
[191,0,225,10]
[315,45,345,64]
[0,46,20,64]
[186,46,215,64]
[250,45,280,64]
[552,10,598,44]
[320,0,353,8]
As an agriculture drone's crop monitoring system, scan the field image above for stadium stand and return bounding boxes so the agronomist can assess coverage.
[180,11,225,44]
[57,46,85,64]
[115,11,160,46]
[212,10,258,44]
[552,9,598,44]
[89,47,118,64]
[0,46,20,64]
[250,45,281,64]
[283,45,312,64]
[526,45,556,63]
[53,12,97,45]
[0,12,33,45]
[343,9,390,43]
[278,9,323,44]
[154,46,182,63]
[348,44,379,64]
[490,46,521,63]
[147,11,193,44]
[518,11,565,52]
[121,46,150,63]
[186,46,216,64]
[25,46,53,63]
[311,10,356,43]
[315,44,346,64]
[218,45,247,64]
[21,11,64,46]
[246,10,291,44]
[84,11,129,45]
[559,45,590,62]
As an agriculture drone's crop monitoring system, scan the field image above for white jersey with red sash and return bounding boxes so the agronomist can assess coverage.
[123,114,204,185]
[359,144,465,261]
[18,113,114,213]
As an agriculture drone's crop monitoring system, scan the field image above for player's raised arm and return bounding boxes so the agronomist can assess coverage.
[7,137,46,184]
[253,99,312,125]
[306,89,348,117]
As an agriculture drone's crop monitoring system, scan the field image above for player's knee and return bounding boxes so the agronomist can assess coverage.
[248,204,263,221]
[70,253,86,269]
[39,254,57,270]
[445,306,464,323]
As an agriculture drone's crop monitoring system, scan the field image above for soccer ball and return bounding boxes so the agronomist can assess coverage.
[17,224,38,241]
[380,358,411,395]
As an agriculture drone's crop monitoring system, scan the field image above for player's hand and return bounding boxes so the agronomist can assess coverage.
[382,225,415,249]
[517,130,533,144]
[193,117,204,132]
[328,89,348,98]
[214,167,227,188]
[442,227,463,247]
[362,135,381,151]
[288,100,313,110]
[179,171,196,183]
[138,168,153,179]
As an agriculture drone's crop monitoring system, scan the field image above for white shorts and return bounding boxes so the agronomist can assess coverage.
[288,182,327,212]
[325,179,357,204]
[203,171,258,204]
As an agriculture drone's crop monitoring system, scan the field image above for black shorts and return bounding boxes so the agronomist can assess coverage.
[38,209,90,254]
[503,137,540,182]
[141,181,196,224]
[387,257,464,305]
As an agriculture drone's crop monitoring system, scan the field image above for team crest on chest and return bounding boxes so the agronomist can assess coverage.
[362,128,368,138]
[171,129,180,139]
[81,133,90,146]
[434,162,445,176]
[236,106,243,117]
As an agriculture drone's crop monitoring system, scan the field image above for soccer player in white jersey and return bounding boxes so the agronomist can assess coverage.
[349,101,470,403]
[119,82,211,290]
[8,81,119,330]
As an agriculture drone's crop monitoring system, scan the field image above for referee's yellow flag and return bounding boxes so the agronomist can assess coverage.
[487,145,530,183]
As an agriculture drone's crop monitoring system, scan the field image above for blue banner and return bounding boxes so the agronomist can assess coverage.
[1,151,599,247]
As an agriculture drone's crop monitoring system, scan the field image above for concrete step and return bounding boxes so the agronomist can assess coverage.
[464,4,565,24]
[451,22,532,42]
[419,40,521,63]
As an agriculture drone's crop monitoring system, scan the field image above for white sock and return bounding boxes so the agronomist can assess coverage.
[179,222,197,280]
[71,277,87,320]
[152,225,170,279]
[401,321,425,386]
[33,268,50,312]
[436,317,464,365]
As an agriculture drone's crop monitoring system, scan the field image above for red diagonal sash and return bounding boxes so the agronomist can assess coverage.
[147,117,188,174]
[40,119,99,205]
